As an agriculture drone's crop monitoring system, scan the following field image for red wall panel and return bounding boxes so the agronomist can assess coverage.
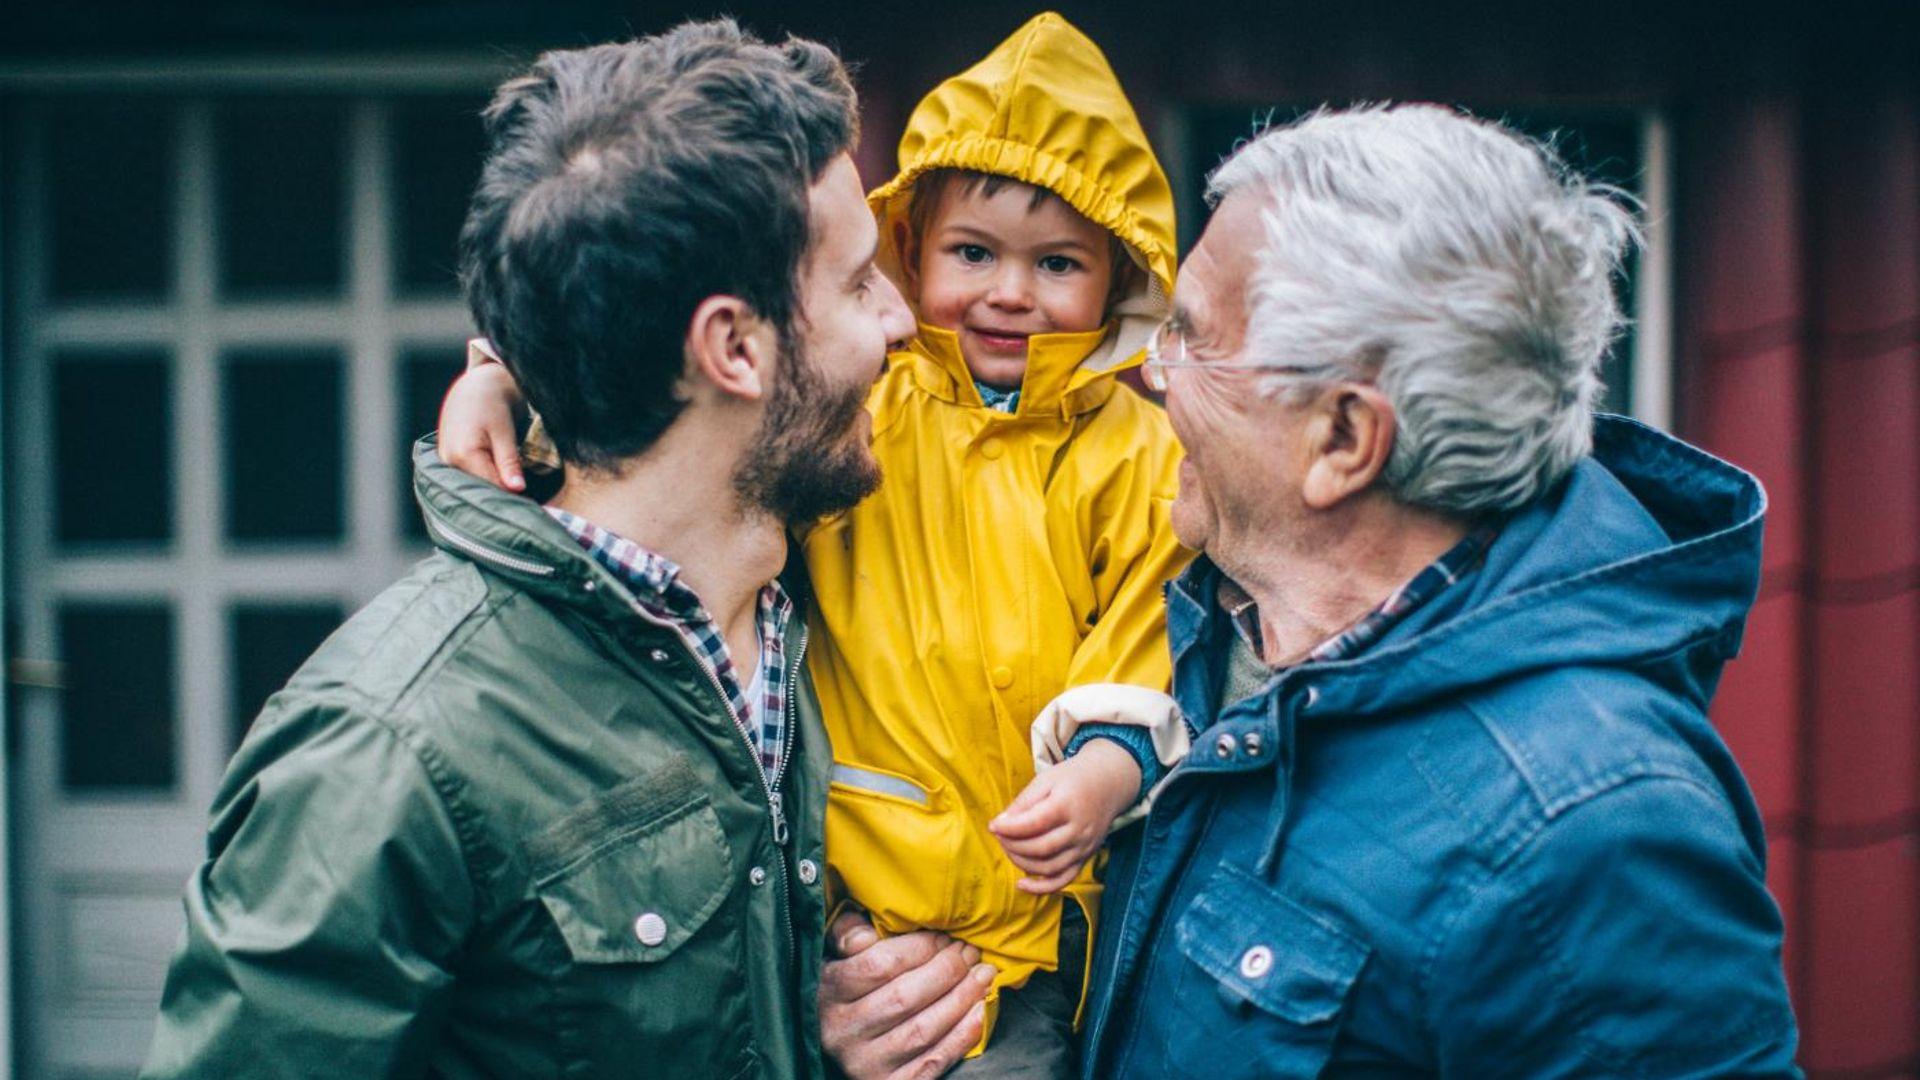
[1685,89,1920,1079]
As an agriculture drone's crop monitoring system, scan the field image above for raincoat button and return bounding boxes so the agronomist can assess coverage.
[980,437,1005,460]
[798,859,820,885]
[991,666,1014,689]
[649,648,671,663]
[749,866,768,886]
[1243,731,1264,757]
[1213,732,1236,759]
[1239,944,1274,979]
[633,912,668,946]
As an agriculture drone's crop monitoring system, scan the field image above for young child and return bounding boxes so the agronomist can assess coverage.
[442,13,1189,1072]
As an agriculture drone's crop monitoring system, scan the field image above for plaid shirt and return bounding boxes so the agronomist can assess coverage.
[1222,524,1502,665]
[547,507,794,780]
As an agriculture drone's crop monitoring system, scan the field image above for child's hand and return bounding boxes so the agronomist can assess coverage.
[989,739,1142,894]
[438,361,528,492]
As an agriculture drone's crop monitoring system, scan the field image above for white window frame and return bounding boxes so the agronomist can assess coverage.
[1,53,512,1078]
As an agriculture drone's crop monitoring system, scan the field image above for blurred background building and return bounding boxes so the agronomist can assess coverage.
[0,1,1913,1076]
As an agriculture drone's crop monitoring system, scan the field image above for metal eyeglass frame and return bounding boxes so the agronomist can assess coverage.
[1140,318,1332,393]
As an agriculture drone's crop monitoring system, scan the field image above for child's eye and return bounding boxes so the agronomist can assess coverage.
[1038,254,1081,274]
[955,244,993,265]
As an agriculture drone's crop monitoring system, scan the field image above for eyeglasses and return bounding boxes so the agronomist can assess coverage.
[1140,318,1331,393]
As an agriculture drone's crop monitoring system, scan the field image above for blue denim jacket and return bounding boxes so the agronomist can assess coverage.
[1080,417,1800,1078]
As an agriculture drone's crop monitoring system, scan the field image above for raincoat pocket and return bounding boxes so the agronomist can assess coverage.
[1167,861,1370,1078]
[826,760,967,931]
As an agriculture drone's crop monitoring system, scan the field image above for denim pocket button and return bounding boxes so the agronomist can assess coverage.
[1239,944,1274,979]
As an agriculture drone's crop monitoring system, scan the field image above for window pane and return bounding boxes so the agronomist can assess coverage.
[217,100,346,296]
[229,603,346,748]
[55,350,172,545]
[397,349,467,539]
[60,604,176,791]
[223,350,345,542]
[392,95,488,296]
[47,100,175,301]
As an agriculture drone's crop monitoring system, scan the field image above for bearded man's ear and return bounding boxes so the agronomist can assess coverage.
[685,296,777,403]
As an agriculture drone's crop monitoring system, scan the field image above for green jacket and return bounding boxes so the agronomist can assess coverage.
[143,438,833,1079]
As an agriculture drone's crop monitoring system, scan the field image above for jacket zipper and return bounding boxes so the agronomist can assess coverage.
[626,597,803,973]
[423,511,559,578]
[774,621,808,976]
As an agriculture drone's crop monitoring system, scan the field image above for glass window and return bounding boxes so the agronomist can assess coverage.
[60,604,176,791]
[55,349,172,546]
[47,99,175,302]
[229,603,347,748]
[396,348,468,539]
[222,349,345,542]
[216,99,347,297]
[391,95,489,296]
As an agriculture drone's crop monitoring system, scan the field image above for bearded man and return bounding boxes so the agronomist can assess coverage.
[141,22,977,1078]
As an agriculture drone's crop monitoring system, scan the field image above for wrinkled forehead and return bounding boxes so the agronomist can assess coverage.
[1177,190,1268,342]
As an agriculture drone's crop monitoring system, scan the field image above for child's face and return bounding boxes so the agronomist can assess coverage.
[905,181,1115,390]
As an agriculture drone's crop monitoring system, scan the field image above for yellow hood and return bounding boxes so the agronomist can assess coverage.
[869,11,1176,378]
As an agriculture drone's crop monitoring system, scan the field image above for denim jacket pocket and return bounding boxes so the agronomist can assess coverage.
[1169,861,1370,1076]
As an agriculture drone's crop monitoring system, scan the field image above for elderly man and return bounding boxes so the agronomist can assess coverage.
[1071,105,1801,1076]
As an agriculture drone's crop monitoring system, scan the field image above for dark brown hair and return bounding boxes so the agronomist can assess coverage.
[459,20,858,467]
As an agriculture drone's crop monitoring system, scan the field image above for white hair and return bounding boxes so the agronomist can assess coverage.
[1206,104,1642,515]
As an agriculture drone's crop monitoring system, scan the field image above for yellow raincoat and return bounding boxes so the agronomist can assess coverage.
[800,12,1190,1047]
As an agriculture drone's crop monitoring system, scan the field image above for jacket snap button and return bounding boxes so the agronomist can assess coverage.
[1302,685,1320,710]
[582,579,597,592]
[633,912,668,947]
[798,859,819,885]
[749,866,767,886]
[980,437,1004,460]
[1213,732,1236,759]
[991,666,1014,689]
[648,648,671,663]
[1242,731,1264,757]
[1240,944,1274,979]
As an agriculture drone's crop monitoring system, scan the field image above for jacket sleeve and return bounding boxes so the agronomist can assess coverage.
[142,704,475,1080]
[1061,442,1190,696]
[1428,775,1801,1078]
[1029,683,1190,824]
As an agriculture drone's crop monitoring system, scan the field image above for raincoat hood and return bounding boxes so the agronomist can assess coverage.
[869,11,1176,380]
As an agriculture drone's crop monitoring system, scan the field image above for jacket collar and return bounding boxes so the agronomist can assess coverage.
[905,323,1126,418]
[1168,415,1766,723]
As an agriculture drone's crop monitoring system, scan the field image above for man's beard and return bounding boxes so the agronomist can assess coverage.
[732,331,881,526]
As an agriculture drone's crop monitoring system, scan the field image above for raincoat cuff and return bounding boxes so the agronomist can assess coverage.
[1031,683,1190,828]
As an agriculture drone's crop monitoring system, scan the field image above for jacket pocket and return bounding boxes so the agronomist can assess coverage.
[526,759,752,1073]
[826,760,967,930]
[1167,861,1370,1078]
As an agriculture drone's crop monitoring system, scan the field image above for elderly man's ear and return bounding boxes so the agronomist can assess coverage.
[1301,386,1397,510]
[684,294,780,403]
